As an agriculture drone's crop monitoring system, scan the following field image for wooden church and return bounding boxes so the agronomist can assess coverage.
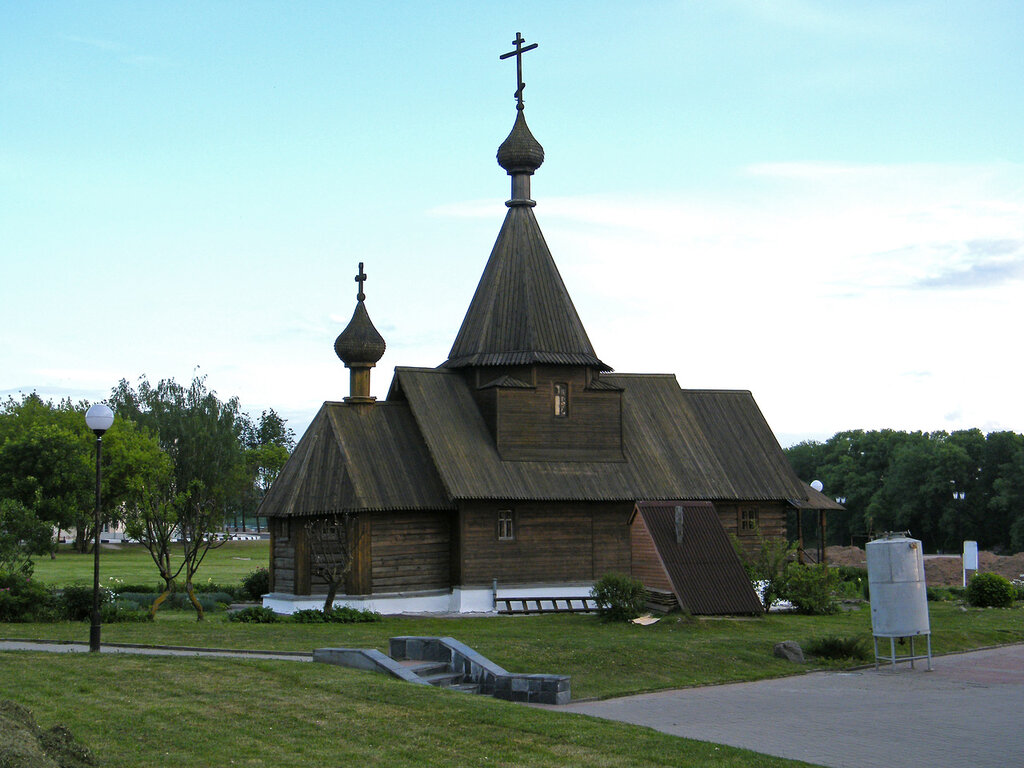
[260,36,817,615]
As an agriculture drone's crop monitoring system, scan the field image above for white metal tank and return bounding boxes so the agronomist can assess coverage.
[866,534,930,637]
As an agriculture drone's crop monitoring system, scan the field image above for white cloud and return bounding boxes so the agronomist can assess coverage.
[510,161,1024,440]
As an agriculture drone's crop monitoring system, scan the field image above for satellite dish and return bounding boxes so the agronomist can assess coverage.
[810,480,824,492]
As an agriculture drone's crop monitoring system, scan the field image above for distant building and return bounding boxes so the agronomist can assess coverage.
[260,36,816,615]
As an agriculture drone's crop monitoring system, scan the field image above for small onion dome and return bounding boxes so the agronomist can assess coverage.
[496,109,544,174]
[334,301,386,365]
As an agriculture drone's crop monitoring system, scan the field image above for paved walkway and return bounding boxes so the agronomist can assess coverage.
[0,639,312,661]
[559,644,1024,768]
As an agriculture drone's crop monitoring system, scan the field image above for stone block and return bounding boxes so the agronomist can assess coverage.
[773,640,805,664]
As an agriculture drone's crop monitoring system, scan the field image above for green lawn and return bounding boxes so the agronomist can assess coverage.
[4,603,1022,700]
[0,653,821,768]
[4,559,1023,767]
[30,540,269,588]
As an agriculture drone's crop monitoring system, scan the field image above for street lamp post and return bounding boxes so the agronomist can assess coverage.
[85,403,114,653]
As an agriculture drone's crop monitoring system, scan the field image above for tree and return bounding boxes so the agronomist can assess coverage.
[110,375,252,618]
[0,394,97,552]
[241,409,294,530]
[306,513,363,612]
[0,498,53,577]
[122,483,181,617]
[786,428,1024,553]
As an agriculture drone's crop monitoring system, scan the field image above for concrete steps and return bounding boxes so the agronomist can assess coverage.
[313,636,569,704]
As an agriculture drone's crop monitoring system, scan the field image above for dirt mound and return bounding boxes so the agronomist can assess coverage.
[0,700,95,768]
[826,546,1024,587]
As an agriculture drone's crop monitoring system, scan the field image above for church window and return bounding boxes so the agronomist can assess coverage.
[554,383,569,417]
[497,510,515,540]
[739,507,759,533]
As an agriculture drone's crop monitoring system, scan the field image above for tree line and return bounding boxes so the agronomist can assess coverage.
[0,375,293,578]
[785,429,1024,554]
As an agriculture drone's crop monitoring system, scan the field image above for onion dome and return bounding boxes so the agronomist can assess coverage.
[334,301,385,365]
[335,263,386,366]
[497,109,545,175]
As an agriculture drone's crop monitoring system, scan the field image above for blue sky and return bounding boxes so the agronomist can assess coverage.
[3,1,1023,447]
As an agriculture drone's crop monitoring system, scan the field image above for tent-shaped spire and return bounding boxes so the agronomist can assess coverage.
[443,34,608,371]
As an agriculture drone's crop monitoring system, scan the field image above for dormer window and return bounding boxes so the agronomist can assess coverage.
[554,382,568,417]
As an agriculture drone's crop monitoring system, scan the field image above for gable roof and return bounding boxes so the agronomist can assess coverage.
[442,205,608,370]
[631,501,764,615]
[391,367,806,503]
[260,402,452,518]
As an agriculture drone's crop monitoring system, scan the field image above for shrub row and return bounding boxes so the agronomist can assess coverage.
[227,606,382,624]
[0,575,150,623]
[0,565,271,623]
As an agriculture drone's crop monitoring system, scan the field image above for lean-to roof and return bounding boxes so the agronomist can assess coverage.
[632,501,764,615]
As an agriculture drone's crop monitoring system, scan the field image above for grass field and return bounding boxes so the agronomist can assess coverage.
[7,546,1024,766]
[4,603,1022,699]
[30,540,269,588]
[0,653,820,768]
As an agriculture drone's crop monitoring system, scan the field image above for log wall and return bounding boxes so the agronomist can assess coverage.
[717,501,788,559]
[467,365,623,462]
[458,500,632,586]
[369,511,451,593]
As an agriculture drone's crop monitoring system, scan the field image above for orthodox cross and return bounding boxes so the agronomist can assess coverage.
[499,32,538,109]
[355,262,367,302]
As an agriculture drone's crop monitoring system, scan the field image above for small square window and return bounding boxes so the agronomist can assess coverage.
[739,507,759,533]
[497,510,515,541]
[554,383,568,417]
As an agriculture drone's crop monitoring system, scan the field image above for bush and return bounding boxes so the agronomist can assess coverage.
[780,563,839,615]
[57,584,112,621]
[927,586,956,602]
[1011,578,1024,602]
[323,606,382,623]
[116,591,233,612]
[111,583,161,595]
[0,574,55,622]
[228,606,278,623]
[591,572,646,622]
[241,567,270,601]
[193,580,239,598]
[834,566,869,600]
[290,606,382,623]
[965,572,1015,608]
[731,530,796,611]
[101,601,153,623]
[804,635,871,661]
[290,608,326,623]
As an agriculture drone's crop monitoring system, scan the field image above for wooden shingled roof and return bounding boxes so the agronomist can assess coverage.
[390,367,807,503]
[631,501,764,615]
[443,205,608,370]
[260,402,452,518]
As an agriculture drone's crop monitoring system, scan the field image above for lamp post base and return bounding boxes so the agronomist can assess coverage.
[89,616,101,652]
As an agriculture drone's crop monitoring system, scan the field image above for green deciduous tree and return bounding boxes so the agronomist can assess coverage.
[0,498,53,577]
[109,374,269,618]
[786,428,1024,554]
[0,394,93,551]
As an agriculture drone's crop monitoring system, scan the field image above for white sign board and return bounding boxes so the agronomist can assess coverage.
[963,540,979,587]
[963,540,979,570]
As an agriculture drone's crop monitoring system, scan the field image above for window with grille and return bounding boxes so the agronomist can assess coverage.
[739,507,759,533]
[554,383,568,417]
[497,509,515,540]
